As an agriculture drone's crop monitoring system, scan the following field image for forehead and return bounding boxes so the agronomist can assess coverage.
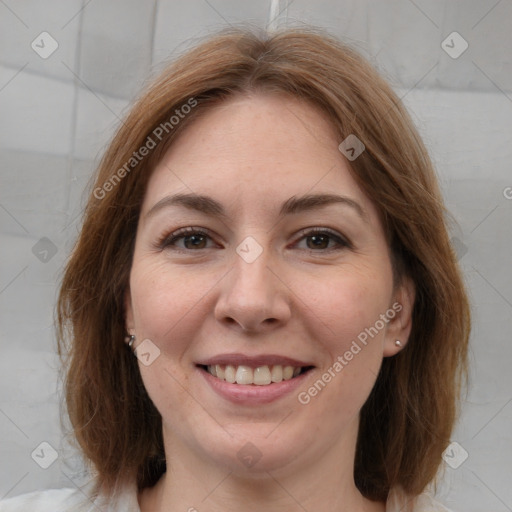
[141,93,375,220]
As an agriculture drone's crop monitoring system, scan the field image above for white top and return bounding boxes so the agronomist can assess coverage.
[0,483,454,511]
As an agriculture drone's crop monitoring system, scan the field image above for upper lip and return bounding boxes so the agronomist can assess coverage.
[196,353,314,368]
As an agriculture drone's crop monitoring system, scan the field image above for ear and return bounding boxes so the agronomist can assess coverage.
[383,276,415,357]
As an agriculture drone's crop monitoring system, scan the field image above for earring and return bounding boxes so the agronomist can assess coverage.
[125,334,136,351]
[395,340,402,347]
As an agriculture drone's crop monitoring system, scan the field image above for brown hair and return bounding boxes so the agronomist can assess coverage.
[57,27,470,501]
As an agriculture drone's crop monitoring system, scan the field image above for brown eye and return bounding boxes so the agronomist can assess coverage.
[306,234,331,249]
[183,234,208,249]
[294,229,350,251]
[159,228,216,250]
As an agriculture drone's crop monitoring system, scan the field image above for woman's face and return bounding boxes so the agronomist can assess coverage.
[126,93,413,476]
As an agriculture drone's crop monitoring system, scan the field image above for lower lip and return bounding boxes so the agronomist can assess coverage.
[197,366,313,405]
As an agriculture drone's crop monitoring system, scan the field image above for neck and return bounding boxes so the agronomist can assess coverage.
[139,418,385,512]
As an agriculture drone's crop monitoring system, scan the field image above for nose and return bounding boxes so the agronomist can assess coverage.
[214,249,292,334]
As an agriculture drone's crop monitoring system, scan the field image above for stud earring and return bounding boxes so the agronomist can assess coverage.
[395,340,402,347]
[125,334,136,351]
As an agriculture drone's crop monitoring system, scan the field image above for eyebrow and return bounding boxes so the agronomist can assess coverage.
[145,193,227,220]
[145,192,368,223]
[280,193,368,222]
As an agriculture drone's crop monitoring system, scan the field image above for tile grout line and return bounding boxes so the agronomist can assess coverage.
[149,0,159,69]
[65,0,86,205]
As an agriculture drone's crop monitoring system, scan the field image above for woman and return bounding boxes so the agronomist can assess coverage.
[1,27,470,511]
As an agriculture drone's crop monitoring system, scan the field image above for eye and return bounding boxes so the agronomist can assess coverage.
[294,228,350,251]
[157,227,350,252]
[158,227,218,250]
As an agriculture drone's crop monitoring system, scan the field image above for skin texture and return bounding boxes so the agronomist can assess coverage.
[125,93,414,512]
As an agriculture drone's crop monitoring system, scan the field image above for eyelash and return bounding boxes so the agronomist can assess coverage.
[157,227,214,250]
[157,226,352,252]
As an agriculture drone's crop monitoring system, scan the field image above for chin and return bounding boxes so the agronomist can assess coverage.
[184,416,324,476]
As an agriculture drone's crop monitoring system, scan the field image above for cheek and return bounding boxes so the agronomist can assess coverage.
[297,263,393,355]
[129,258,215,346]
[129,259,211,425]
[292,265,393,419]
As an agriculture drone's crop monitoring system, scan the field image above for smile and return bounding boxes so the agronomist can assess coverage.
[195,354,315,403]
[201,364,312,385]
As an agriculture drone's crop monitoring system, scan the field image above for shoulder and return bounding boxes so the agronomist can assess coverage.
[0,481,140,512]
[387,487,455,512]
[411,493,455,512]
[0,488,80,511]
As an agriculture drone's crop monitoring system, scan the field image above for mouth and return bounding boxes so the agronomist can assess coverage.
[197,363,314,386]
[195,354,315,404]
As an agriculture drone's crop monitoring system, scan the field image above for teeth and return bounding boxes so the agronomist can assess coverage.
[215,364,225,380]
[224,364,236,384]
[283,366,294,380]
[271,365,283,382]
[253,366,271,385]
[235,365,253,385]
[205,364,304,385]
